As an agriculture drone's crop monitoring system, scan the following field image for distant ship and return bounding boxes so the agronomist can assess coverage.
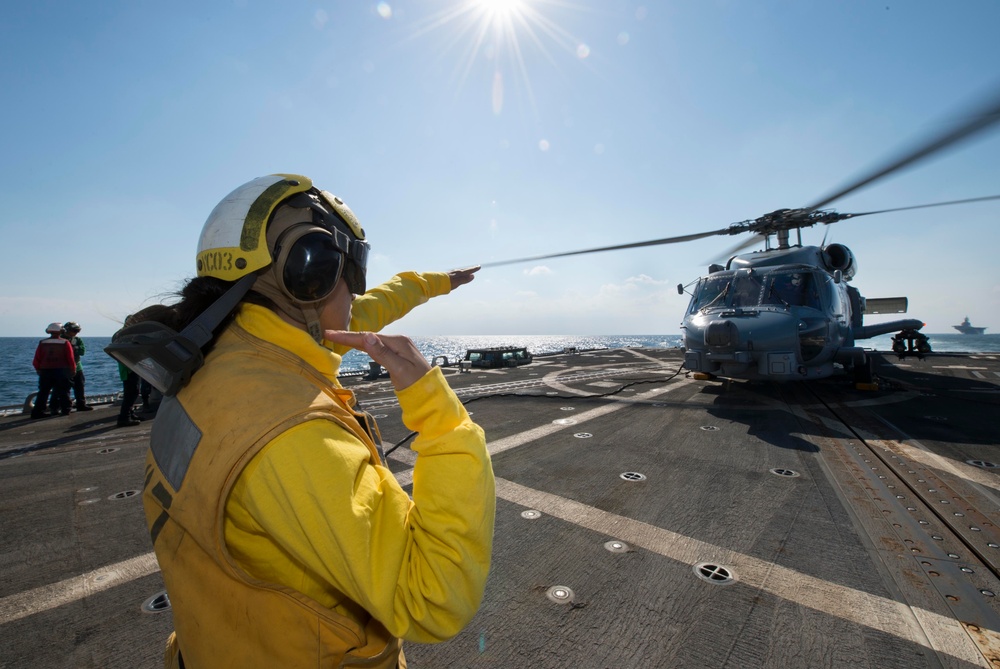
[953,316,987,335]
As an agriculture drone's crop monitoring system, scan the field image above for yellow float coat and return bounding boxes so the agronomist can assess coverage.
[142,272,495,667]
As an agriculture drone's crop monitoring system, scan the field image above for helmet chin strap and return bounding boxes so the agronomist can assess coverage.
[252,268,329,343]
[302,305,325,343]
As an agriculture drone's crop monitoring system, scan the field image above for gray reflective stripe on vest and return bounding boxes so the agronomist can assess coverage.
[150,396,203,491]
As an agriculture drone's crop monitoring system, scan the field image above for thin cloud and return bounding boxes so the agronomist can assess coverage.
[524,265,553,276]
[626,274,669,286]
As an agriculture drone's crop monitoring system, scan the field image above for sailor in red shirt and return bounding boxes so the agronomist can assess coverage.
[31,322,76,418]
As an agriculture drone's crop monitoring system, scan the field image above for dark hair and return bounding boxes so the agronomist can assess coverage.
[127,275,278,354]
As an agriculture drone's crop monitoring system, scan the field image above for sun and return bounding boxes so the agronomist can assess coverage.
[475,0,525,19]
[405,0,585,116]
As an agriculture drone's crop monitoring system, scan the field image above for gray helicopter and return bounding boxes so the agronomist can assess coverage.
[677,214,927,383]
[482,87,1000,383]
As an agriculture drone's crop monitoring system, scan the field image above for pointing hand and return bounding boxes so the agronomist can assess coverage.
[448,266,480,290]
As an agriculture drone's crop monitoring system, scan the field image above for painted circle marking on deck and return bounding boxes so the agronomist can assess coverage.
[373,414,387,419]
[693,563,736,585]
[553,418,577,426]
[546,586,574,604]
[604,540,629,553]
[700,425,719,431]
[967,459,1000,469]
[521,510,541,519]
[560,407,575,411]
[108,490,140,500]
[769,468,800,478]
[620,472,646,482]
[574,433,593,439]
[97,448,119,454]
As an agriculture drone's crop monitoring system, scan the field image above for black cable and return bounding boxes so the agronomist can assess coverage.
[382,364,686,457]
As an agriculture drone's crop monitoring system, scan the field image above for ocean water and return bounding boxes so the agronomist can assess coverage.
[2,332,997,408]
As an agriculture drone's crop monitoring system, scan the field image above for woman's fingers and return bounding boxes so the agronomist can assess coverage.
[448,265,480,290]
[325,331,431,391]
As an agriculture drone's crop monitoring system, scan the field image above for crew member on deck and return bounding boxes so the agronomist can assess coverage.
[127,174,494,668]
[31,322,75,418]
[62,321,93,411]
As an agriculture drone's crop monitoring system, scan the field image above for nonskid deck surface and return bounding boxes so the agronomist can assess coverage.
[1,348,999,668]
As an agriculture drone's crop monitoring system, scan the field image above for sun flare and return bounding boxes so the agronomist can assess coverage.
[476,0,525,17]
[406,0,585,116]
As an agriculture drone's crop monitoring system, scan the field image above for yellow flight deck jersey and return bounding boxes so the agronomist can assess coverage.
[143,272,495,668]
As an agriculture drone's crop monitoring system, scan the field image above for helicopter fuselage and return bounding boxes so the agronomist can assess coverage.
[680,245,921,381]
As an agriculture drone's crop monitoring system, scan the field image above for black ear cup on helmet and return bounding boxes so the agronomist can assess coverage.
[277,230,345,302]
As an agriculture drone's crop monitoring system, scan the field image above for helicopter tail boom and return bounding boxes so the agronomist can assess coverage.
[854,319,924,340]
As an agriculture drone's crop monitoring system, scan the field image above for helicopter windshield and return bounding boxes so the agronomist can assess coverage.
[729,273,763,307]
[762,270,822,309]
[691,275,731,312]
[690,272,763,311]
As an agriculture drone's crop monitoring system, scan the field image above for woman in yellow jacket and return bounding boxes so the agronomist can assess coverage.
[132,174,494,668]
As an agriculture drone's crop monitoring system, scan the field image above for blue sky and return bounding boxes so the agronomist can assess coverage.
[1,0,998,336]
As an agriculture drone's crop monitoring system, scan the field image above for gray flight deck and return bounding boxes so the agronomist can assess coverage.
[2,347,1000,667]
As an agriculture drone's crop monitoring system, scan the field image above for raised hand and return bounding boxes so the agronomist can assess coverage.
[324,330,432,392]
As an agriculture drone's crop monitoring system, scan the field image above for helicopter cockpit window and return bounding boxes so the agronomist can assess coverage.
[729,273,763,308]
[691,275,731,312]
[763,271,821,309]
[821,273,845,317]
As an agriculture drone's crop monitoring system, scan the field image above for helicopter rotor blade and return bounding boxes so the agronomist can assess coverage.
[708,233,766,265]
[479,87,1000,272]
[479,227,732,268]
[805,85,1000,212]
[479,193,1000,269]
[841,194,1000,218]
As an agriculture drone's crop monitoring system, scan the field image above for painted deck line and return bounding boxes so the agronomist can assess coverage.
[391,377,694,489]
[3,380,691,622]
[0,552,159,625]
[492,476,988,667]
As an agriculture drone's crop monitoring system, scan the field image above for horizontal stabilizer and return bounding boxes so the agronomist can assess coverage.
[865,297,908,314]
[855,318,924,340]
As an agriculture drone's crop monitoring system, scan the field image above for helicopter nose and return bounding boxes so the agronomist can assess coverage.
[705,320,739,347]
